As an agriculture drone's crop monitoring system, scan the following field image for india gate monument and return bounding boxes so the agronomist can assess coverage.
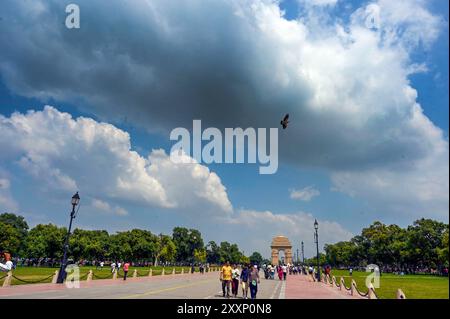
[271,236,293,265]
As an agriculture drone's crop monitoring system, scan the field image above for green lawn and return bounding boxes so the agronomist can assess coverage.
[0,266,207,286]
[330,270,449,299]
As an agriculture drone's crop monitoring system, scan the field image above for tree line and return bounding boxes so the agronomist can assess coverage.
[0,213,264,266]
[322,219,449,273]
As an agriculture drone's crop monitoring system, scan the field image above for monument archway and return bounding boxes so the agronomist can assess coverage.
[271,236,293,265]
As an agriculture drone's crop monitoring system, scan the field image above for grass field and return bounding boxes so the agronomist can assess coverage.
[0,266,205,286]
[331,270,449,299]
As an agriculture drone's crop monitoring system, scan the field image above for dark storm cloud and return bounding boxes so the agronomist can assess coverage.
[0,0,447,179]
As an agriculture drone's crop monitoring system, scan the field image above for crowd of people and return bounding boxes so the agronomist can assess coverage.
[220,262,260,299]
[219,262,312,299]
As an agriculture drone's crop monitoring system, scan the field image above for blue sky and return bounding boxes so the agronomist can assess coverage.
[0,0,448,258]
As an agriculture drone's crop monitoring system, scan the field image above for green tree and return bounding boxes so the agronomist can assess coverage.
[323,219,449,272]
[406,219,448,270]
[69,229,110,261]
[172,227,204,263]
[128,229,157,261]
[194,248,207,263]
[218,241,232,263]
[305,253,326,267]
[437,228,449,268]
[262,258,271,265]
[206,241,220,264]
[24,224,66,260]
[218,241,243,264]
[0,221,22,255]
[109,232,133,261]
[154,234,177,265]
[249,252,263,266]
[240,255,250,264]
[0,213,28,239]
[109,229,157,262]
[0,213,29,255]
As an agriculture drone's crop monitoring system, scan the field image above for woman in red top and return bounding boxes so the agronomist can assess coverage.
[277,266,283,280]
[123,262,130,280]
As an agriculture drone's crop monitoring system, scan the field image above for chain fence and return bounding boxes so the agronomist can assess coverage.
[2,266,217,287]
[92,272,114,280]
[11,273,54,284]
[137,270,150,277]
[327,275,378,299]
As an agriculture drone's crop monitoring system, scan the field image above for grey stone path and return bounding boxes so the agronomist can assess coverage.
[1,271,283,299]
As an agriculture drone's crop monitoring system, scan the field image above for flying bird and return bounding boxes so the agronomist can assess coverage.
[280,114,289,129]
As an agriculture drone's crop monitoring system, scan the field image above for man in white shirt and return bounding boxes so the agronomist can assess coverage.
[282,264,287,280]
[0,252,13,272]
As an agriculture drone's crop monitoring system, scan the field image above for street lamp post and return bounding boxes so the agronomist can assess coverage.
[56,192,80,284]
[301,241,305,264]
[314,219,320,282]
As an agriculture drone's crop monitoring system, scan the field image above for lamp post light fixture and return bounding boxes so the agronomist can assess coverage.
[56,192,80,284]
[301,241,305,264]
[314,219,320,282]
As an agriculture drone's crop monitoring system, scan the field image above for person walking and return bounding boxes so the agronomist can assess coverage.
[249,265,260,299]
[277,265,283,280]
[123,261,130,280]
[0,252,13,272]
[220,261,232,298]
[231,264,240,298]
[282,264,287,280]
[240,264,250,299]
[111,262,116,273]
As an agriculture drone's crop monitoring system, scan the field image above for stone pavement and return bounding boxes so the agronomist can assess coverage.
[285,273,364,299]
[0,271,282,299]
[0,271,363,299]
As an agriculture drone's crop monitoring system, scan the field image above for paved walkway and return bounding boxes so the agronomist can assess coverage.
[0,271,282,299]
[285,273,363,299]
[0,271,363,299]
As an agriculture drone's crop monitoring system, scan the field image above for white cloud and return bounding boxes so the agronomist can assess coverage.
[331,102,449,221]
[148,149,233,213]
[351,0,443,49]
[91,198,111,211]
[0,178,10,190]
[91,198,129,216]
[299,0,338,7]
[0,177,18,212]
[114,207,129,217]
[290,186,320,201]
[0,0,447,221]
[220,209,353,258]
[0,106,232,216]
